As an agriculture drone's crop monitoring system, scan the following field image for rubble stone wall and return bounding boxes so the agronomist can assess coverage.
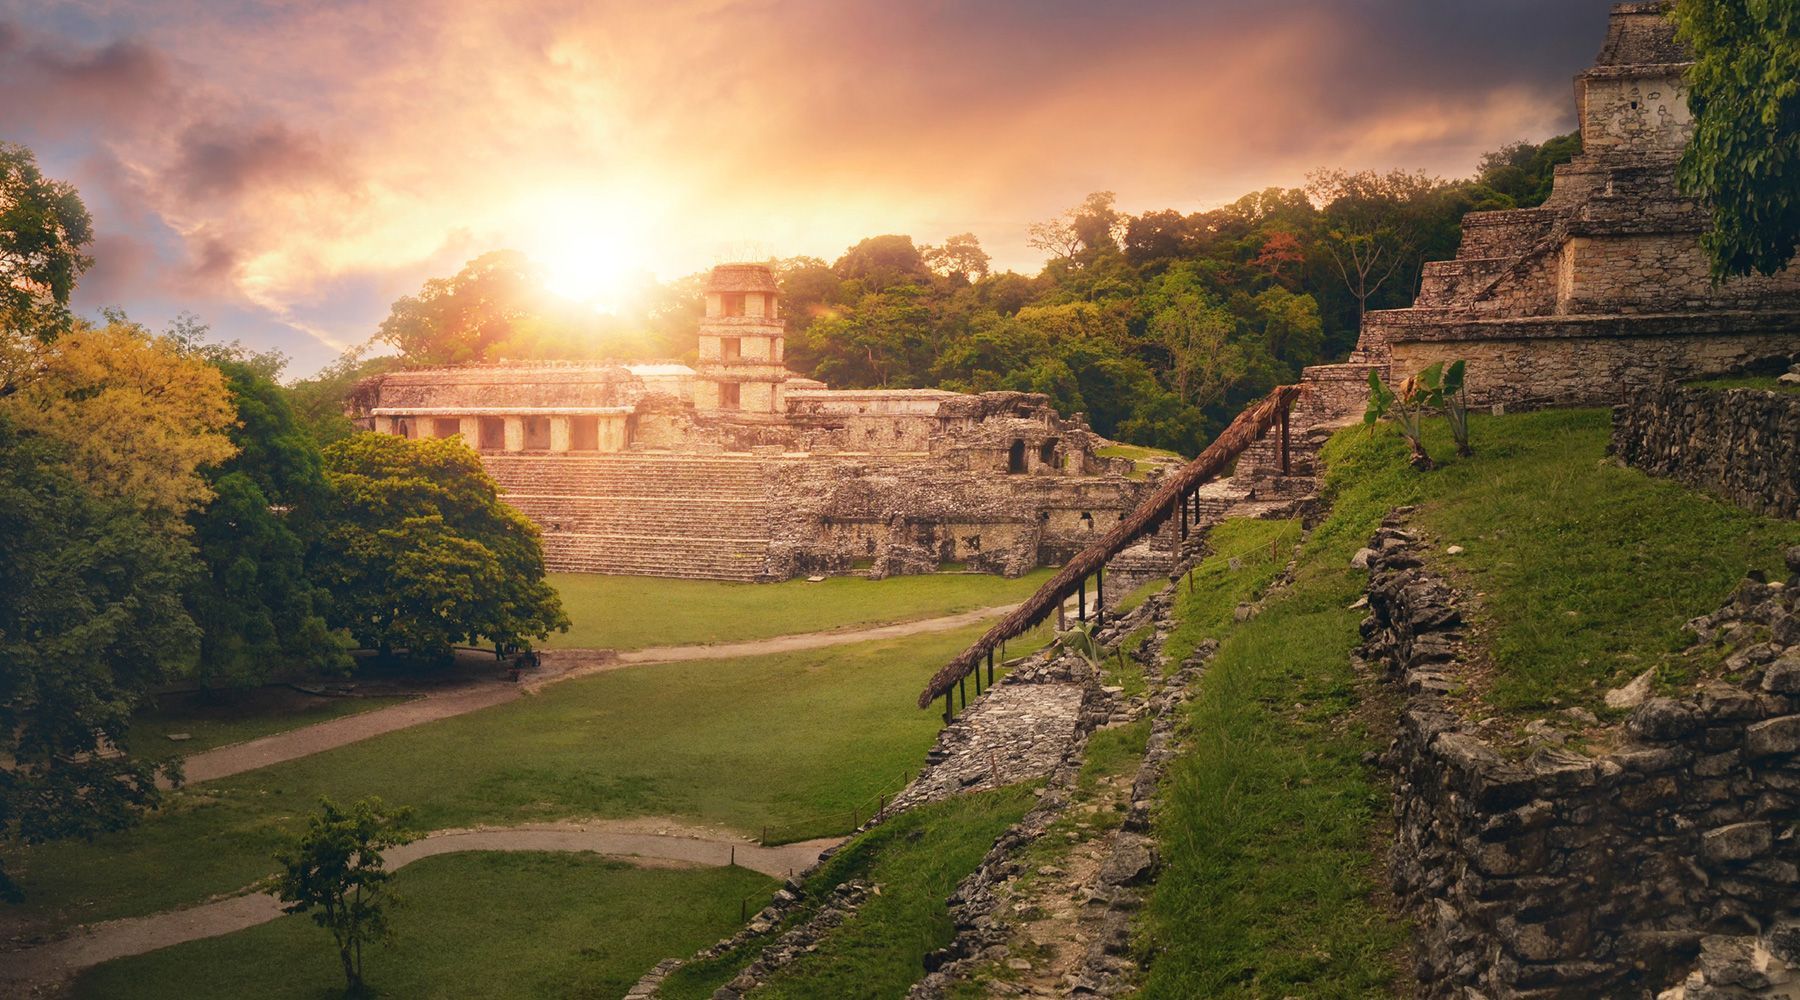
[1364,522,1800,998]
[1612,382,1800,520]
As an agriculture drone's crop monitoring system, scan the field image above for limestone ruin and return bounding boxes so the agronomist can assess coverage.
[347,263,1163,582]
[1317,2,1800,416]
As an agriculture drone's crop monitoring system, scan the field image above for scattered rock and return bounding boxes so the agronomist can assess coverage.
[1351,547,1376,569]
[165,733,192,742]
[1605,669,1657,710]
[1446,544,1466,555]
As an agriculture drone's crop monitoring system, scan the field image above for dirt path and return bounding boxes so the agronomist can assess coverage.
[0,819,840,991]
[173,603,1019,786]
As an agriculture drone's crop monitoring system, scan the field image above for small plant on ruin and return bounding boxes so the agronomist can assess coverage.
[1439,359,1473,457]
[274,797,413,997]
[1364,367,1436,469]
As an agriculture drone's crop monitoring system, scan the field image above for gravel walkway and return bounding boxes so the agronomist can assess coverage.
[174,603,1018,786]
[1,821,840,991]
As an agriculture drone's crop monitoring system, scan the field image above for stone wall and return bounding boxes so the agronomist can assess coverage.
[1363,520,1800,998]
[1382,321,1800,407]
[1612,381,1800,520]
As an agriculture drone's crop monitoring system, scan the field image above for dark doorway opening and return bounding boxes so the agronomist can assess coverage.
[1007,439,1027,474]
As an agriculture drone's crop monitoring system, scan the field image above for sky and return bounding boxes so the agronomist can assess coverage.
[0,0,1613,375]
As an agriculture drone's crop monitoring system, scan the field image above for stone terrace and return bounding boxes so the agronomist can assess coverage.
[484,452,778,581]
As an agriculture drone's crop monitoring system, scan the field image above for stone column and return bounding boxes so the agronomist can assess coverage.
[458,416,480,444]
[549,416,571,453]
[503,416,524,452]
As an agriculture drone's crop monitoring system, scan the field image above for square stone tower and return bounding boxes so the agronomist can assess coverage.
[694,263,791,414]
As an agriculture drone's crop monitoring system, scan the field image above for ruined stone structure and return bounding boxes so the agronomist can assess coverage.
[1276,1,1800,446]
[348,263,1154,581]
[1365,521,1800,999]
[1614,381,1800,520]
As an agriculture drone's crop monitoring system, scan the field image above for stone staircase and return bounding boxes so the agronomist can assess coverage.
[481,453,777,581]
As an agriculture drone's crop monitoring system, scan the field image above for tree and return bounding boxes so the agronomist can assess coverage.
[274,797,413,995]
[1674,0,1800,278]
[832,235,932,292]
[187,359,349,688]
[0,414,192,898]
[376,250,543,364]
[1475,132,1581,209]
[0,142,93,347]
[1148,292,1243,411]
[2,317,236,528]
[922,233,992,282]
[1306,168,1446,326]
[313,433,569,660]
[1028,192,1123,266]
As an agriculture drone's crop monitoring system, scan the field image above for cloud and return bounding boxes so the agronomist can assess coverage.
[0,0,1619,374]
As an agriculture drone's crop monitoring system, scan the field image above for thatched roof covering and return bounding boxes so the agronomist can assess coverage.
[915,384,1303,709]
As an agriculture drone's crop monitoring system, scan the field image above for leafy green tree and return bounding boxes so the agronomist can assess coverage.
[0,414,192,898]
[832,235,932,292]
[1475,132,1582,209]
[313,433,568,660]
[274,797,414,995]
[1675,0,1800,278]
[1306,168,1447,326]
[0,142,93,348]
[376,250,543,364]
[188,359,350,688]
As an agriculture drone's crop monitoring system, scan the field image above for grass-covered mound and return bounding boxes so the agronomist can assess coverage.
[547,569,1055,649]
[661,784,1038,1000]
[73,852,773,1000]
[1141,408,1800,997]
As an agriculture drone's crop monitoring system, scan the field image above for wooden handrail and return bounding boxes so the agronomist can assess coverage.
[915,384,1303,709]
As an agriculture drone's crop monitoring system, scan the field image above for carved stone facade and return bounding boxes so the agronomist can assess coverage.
[347,263,1153,581]
[1293,2,1800,421]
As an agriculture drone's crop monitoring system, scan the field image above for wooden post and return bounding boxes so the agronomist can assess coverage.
[987,648,995,686]
[1096,567,1105,627]
[959,674,966,709]
[730,844,736,867]
[1180,491,1189,539]
[1279,400,1292,474]
[944,690,953,724]
[1078,578,1087,622]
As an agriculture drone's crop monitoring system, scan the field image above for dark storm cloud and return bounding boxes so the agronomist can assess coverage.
[0,19,178,133]
[172,122,344,200]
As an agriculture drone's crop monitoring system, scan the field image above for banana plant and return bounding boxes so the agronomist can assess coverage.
[1366,365,1438,469]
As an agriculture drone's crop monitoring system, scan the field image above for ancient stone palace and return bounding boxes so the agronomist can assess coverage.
[347,263,1158,581]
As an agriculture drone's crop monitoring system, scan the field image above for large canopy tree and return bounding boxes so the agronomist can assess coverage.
[0,415,195,898]
[0,142,93,346]
[187,359,349,688]
[1674,0,1800,278]
[313,433,568,659]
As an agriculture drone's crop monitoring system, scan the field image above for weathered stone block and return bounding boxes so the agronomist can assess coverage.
[1699,822,1773,865]
[1745,716,1800,759]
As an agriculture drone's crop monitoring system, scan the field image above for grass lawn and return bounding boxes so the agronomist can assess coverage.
[1142,407,1800,996]
[1331,409,1800,712]
[124,690,413,759]
[73,852,774,1000]
[1142,514,1405,998]
[546,569,1055,649]
[660,784,1038,1000]
[5,621,1050,937]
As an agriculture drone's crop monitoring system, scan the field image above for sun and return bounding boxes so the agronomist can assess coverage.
[537,235,638,314]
